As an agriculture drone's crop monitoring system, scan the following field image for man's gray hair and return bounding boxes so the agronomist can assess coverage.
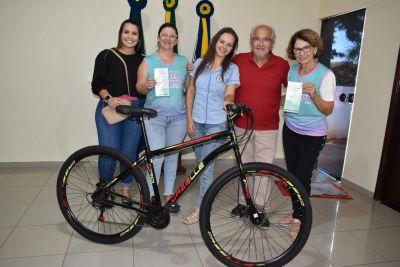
[250,24,276,44]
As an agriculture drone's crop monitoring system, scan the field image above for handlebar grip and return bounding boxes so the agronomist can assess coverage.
[225,103,239,112]
[225,103,251,113]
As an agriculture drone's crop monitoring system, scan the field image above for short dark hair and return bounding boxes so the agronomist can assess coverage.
[117,19,145,55]
[286,29,323,60]
[157,22,178,37]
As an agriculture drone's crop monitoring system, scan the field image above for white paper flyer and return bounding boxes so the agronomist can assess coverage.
[154,68,170,97]
[283,81,303,113]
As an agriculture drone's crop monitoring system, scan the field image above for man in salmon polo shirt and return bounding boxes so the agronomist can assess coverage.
[232,24,289,215]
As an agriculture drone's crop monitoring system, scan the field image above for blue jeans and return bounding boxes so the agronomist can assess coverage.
[194,121,227,208]
[144,114,187,196]
[95,98,145,186]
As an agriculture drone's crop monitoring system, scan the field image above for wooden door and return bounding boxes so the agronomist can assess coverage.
[375,46,400,212]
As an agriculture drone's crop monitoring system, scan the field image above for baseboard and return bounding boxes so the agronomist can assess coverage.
[340,177,374,198]
[0,161,64,168]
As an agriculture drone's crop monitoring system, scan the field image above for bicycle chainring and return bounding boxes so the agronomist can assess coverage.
[147,206,170,229]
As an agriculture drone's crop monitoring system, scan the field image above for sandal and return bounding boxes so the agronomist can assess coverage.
[122,187,132,205]
[182,208,200,225]
[279,214,294,225]
[164,195,180,213]
[290,219,301,240]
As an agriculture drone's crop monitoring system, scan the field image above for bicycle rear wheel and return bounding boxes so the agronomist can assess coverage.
[200,162,312,267]
[56,145,150,244]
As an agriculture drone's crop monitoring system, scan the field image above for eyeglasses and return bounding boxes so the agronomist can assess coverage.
[252,36,273,44]
[293,45,312,55]
[159,33,178,39]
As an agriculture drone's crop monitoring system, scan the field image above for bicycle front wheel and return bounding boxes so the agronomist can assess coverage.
[56,145,150,244]
[200,162,312,267]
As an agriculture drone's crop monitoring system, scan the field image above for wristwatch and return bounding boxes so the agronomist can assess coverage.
[103,95,111,103]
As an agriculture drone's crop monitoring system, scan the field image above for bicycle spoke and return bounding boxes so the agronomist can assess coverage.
[57,146,149,244]
[200,163,312,267]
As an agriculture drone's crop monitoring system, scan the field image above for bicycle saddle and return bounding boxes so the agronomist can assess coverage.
[116,105,157,118]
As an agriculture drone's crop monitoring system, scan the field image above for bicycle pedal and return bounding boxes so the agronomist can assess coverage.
[164,202,180,214]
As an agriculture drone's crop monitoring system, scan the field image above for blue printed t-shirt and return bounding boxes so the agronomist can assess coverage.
[190,58,240,124]
[144,52,188,116]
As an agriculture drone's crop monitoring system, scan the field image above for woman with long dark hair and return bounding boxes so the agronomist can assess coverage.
[91,19,145,200]
[183,27,240,224]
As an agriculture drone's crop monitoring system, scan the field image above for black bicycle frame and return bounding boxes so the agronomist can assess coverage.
[138,114,244,202]
[103,112,257,216]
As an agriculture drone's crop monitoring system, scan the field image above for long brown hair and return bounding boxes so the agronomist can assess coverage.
[116,19,145,55]
[194,27,239,83]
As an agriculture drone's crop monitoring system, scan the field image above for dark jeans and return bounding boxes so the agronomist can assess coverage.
[95,98,145,186]
[283,123,326,218]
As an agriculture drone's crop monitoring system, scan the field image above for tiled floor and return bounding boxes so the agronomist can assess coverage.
[0,160,400,267]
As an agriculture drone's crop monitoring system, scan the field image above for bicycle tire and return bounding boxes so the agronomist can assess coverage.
[200,162,312,267]
[56,145,150,244]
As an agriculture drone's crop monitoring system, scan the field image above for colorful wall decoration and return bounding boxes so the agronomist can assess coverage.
[126,0,214,58]
[194,0,214,60]
[163,0,179,53]
[127,0,147,54]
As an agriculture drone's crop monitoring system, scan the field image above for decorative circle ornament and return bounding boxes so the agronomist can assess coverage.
[127,0,147,10]
[163,0,178,11]
[196,0,214,18]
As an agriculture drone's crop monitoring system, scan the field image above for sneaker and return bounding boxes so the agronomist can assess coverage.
[231,204,247,217]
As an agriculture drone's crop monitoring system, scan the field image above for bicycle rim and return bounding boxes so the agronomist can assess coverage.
[200,162,312,267]
[57,146,149,244]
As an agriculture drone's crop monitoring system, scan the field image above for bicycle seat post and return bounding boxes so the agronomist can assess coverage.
[139,115,161,205]
[139,116,152,160]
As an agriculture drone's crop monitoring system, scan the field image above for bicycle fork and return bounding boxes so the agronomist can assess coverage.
[233,137,271,227]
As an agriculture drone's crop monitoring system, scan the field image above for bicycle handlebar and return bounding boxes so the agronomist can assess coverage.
[116,102,251,121]
[225,103,252,113]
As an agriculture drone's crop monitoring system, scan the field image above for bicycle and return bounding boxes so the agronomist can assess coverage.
[56,103,312,267]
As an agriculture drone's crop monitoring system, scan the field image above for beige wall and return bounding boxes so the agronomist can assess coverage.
[1,0,399,195]
[319,0,400,193]
[0,0,319,162]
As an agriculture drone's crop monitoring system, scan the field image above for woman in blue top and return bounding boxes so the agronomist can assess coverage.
[282,29,336,240]
[137,23,188,213]
[183,27,240,224]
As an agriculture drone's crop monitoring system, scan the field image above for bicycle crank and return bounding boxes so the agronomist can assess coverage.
[147,206,170,229]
